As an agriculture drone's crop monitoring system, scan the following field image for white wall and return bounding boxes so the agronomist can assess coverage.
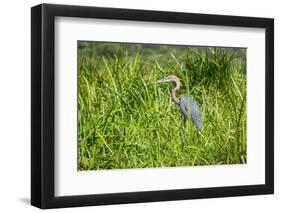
[0,0,279,212]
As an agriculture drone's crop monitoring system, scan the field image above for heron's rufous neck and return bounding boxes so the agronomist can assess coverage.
[171,78,181,105]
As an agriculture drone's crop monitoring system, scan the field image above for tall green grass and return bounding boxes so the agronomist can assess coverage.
[78,42,246,170]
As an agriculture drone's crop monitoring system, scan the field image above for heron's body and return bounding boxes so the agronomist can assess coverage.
[157,75,202,131]
[179,96,202,130]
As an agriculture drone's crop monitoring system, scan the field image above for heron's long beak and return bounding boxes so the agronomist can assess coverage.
[156,77,171,83]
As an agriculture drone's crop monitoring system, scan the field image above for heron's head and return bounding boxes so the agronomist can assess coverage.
[156,75,181,85]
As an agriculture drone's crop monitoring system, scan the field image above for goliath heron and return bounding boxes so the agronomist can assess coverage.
[156,75,202,132]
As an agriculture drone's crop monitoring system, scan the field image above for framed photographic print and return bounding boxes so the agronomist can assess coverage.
[31,3,274,209]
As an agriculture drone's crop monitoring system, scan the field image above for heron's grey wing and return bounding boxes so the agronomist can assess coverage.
[180,96,202,130]
[190,98,203,130]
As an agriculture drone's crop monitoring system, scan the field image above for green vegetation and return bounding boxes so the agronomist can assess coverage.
[78,42,247,170]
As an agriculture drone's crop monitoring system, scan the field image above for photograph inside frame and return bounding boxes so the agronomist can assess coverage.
[77,41,247,171]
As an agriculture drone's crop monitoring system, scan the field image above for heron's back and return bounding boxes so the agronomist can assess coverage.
[179,96,202,130]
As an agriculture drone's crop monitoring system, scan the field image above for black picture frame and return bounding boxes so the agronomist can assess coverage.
[31,3,274,209]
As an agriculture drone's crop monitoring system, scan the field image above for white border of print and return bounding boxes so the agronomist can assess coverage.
[55,17,265,196]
